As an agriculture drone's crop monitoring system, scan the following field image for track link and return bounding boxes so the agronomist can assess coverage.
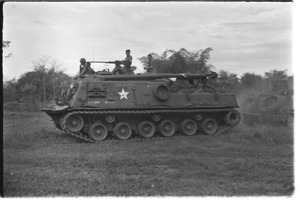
[61,108,237,143]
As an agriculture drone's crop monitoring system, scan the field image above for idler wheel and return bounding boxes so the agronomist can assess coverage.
[114,122,132,140]
[180,119,197,136]
[88,123,108,141]
[66,115,84,132]
[154,84,170,101]
[224,110,241,127]
[201,118,218,135]
[159,120,176,137]
[138,121,156,138]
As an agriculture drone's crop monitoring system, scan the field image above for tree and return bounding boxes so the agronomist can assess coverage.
[240,73,264,90]
[2,41,11,48]
[33,56,50,102]
[32,56,67,101]
[214,70,241,91]
[3,78,18,102]
[3,55,73,104]
[15,71,40,102]
[138,48,214,74]
[264,70,288,89]
[7,56,72,103]
[264,69,287,80]
[3,40,13,60]
[196,47,213,72]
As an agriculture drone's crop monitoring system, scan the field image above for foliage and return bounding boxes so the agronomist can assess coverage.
[264,69,287,81]
[239,70,291,92]
[138,48,293,94]
[138,48,214,74]
[3,41,11,48]
[213,70,241,92]
[31,56,66,101]
[3,51,293,104]
[210,70,291,93]
[3,40,13,59]
[240,73,264,91]
[3,78,18,102]
[264,69,288,89]
[3,56,72,103]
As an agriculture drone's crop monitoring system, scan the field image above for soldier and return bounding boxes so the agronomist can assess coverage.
[60,80,70,101]
[112,61,124,75]
[74,61,95,79]
[79,58,86,74]
[123,49,132,74]
[80,61,95,75]
[144,54,154,73]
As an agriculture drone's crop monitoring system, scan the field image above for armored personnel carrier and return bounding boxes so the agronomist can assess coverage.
[241,80,293,127]
[42,62,241,142]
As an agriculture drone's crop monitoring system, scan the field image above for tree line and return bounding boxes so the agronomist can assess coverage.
[3,56,72,103]
[3,47,293,104]
[138,48,293,93]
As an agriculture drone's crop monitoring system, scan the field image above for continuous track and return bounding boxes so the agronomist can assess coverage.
[60,107,237,143]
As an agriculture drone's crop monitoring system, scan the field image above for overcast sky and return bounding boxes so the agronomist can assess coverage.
[3,2,293,79]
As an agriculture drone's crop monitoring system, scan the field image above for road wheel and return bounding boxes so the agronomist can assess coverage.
[201,118,218,135]
[180,119,197,136]
[66,115,84,132]
[114,122,132,140]
[138,121,156,138]
[88,123,108,141]
[159,120,176,137]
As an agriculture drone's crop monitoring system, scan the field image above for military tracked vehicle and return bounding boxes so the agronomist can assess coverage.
[241,80,293,127]
[42,61,241,142]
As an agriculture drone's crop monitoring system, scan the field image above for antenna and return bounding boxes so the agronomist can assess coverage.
[93,45,94,60]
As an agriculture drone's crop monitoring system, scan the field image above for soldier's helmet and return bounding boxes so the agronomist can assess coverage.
[80,58,86,63]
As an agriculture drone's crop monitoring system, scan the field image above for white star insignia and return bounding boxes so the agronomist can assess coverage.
[118,88,129,100]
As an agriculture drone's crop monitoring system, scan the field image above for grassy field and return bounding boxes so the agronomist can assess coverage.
[3,111,294,196]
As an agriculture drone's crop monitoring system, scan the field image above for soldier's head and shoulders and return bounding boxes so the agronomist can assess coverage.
[79,58,87,73]
[125,49,132,60]
[144,54,154,73]
[79,58,86,67]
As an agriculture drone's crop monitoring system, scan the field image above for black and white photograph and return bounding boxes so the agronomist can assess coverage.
[3,0,295,197]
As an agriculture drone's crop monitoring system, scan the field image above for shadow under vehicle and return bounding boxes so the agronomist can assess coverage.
[241,79,293,127]
[42,61,241,142]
